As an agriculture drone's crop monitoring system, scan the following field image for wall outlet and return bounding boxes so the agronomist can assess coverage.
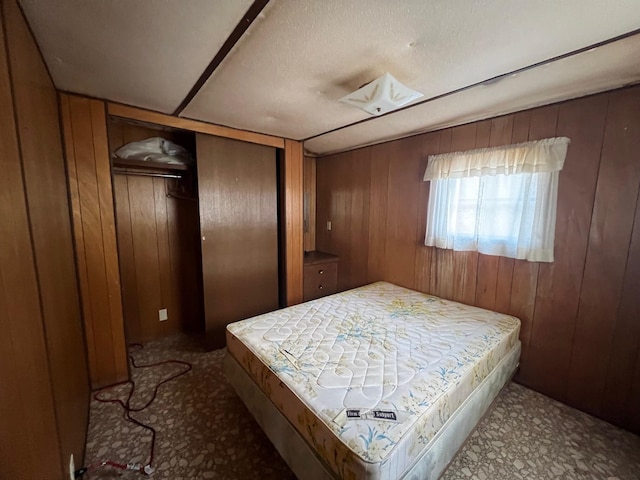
[69,454,75,480]
[326,220,332,231]
[159,308,168,322]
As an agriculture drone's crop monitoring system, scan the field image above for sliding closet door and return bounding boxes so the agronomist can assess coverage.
[196,134,279,348]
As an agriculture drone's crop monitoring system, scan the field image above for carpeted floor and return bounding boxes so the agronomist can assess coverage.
[83,335,640,479]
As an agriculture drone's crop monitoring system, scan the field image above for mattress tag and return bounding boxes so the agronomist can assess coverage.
[371,410,397,421]
[334,408,405,426]
[333,408,364,426]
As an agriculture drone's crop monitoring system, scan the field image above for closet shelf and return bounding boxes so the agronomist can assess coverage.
[112,157,189,171]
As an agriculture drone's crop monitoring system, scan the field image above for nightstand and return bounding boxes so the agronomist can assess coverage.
[303,251,339,302]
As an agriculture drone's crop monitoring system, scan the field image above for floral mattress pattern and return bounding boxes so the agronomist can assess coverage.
[226,282,520,478]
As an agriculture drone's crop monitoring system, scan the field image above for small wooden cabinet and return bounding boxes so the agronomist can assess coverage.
[303,251,339,302]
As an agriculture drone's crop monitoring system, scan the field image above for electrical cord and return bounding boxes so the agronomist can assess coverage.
[75,343,192,478]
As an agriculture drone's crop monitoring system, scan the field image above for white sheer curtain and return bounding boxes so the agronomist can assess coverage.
[423,137,569,262]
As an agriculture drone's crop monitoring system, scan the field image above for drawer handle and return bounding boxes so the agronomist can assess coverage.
[319,269,324,275]
[318,285,324,290]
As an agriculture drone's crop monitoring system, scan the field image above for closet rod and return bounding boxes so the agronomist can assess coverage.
[166,192,197,202]
[113,169,182,179]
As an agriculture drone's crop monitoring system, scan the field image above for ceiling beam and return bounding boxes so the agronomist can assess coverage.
[173,0,270,116]
[303,28,640,143]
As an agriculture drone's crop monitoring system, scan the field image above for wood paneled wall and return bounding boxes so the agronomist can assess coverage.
[110,122,203,344]
[316,86,640,433]
[283,139,305,305]
[61,94,129,389]
[0,1,89,477]
[304,156,317,252]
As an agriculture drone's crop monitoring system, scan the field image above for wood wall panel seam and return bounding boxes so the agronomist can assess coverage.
[505,110,535,385]
[67,96,108,388]
[115,174,141,342]
[153,178,170,338]
[90,100,127,380]
[631,346,640,431]
[58,95,93,404]
[566,88,640,415]
[88,100,116,380]
[366,146,389,285]
[126,174,139,340]
[76,97,115,386]
[0,3,67,475]
[533,97,608,400]
[383,140,420,289]
[515,104,559,391]
[413,133,439,294]
[562,94,613,406]
[567,95,610,370]
[76,97,114,385]
[2,16,58,458]
[62,94,129,388]
[601,180,640,425]
[5,3,90,468]
[61,94,99,385]
[303,156,317,252]
[284,139,304,305]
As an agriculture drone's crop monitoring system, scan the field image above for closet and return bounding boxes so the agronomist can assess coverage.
[108,119,204,344]
[107,116,282,349]
[62,95,303,388]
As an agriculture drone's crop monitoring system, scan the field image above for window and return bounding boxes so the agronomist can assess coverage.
[423,137,569,262]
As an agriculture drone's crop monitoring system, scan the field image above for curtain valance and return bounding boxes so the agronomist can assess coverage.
[423,137,570,181]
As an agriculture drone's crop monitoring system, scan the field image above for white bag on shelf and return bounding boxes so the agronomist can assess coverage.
[114,137,192,165]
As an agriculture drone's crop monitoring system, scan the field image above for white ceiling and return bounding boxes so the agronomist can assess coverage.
[20,1,640,155]
[19,0,253,113]
[306,34,640,155]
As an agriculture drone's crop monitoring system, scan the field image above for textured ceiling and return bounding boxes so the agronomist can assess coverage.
[305,34,640,155]
[19,0,253,113]
[19,0,640,154]
[182,0,640,150]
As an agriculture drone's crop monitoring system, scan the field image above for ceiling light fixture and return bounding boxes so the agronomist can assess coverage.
[339,72,423,116]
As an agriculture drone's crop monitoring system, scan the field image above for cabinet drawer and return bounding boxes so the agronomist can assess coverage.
[303,262,338,301]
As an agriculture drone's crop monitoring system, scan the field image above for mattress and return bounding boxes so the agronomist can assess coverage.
[226,282,521,479]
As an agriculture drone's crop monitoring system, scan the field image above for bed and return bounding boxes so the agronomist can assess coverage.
[224,282,521,479]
